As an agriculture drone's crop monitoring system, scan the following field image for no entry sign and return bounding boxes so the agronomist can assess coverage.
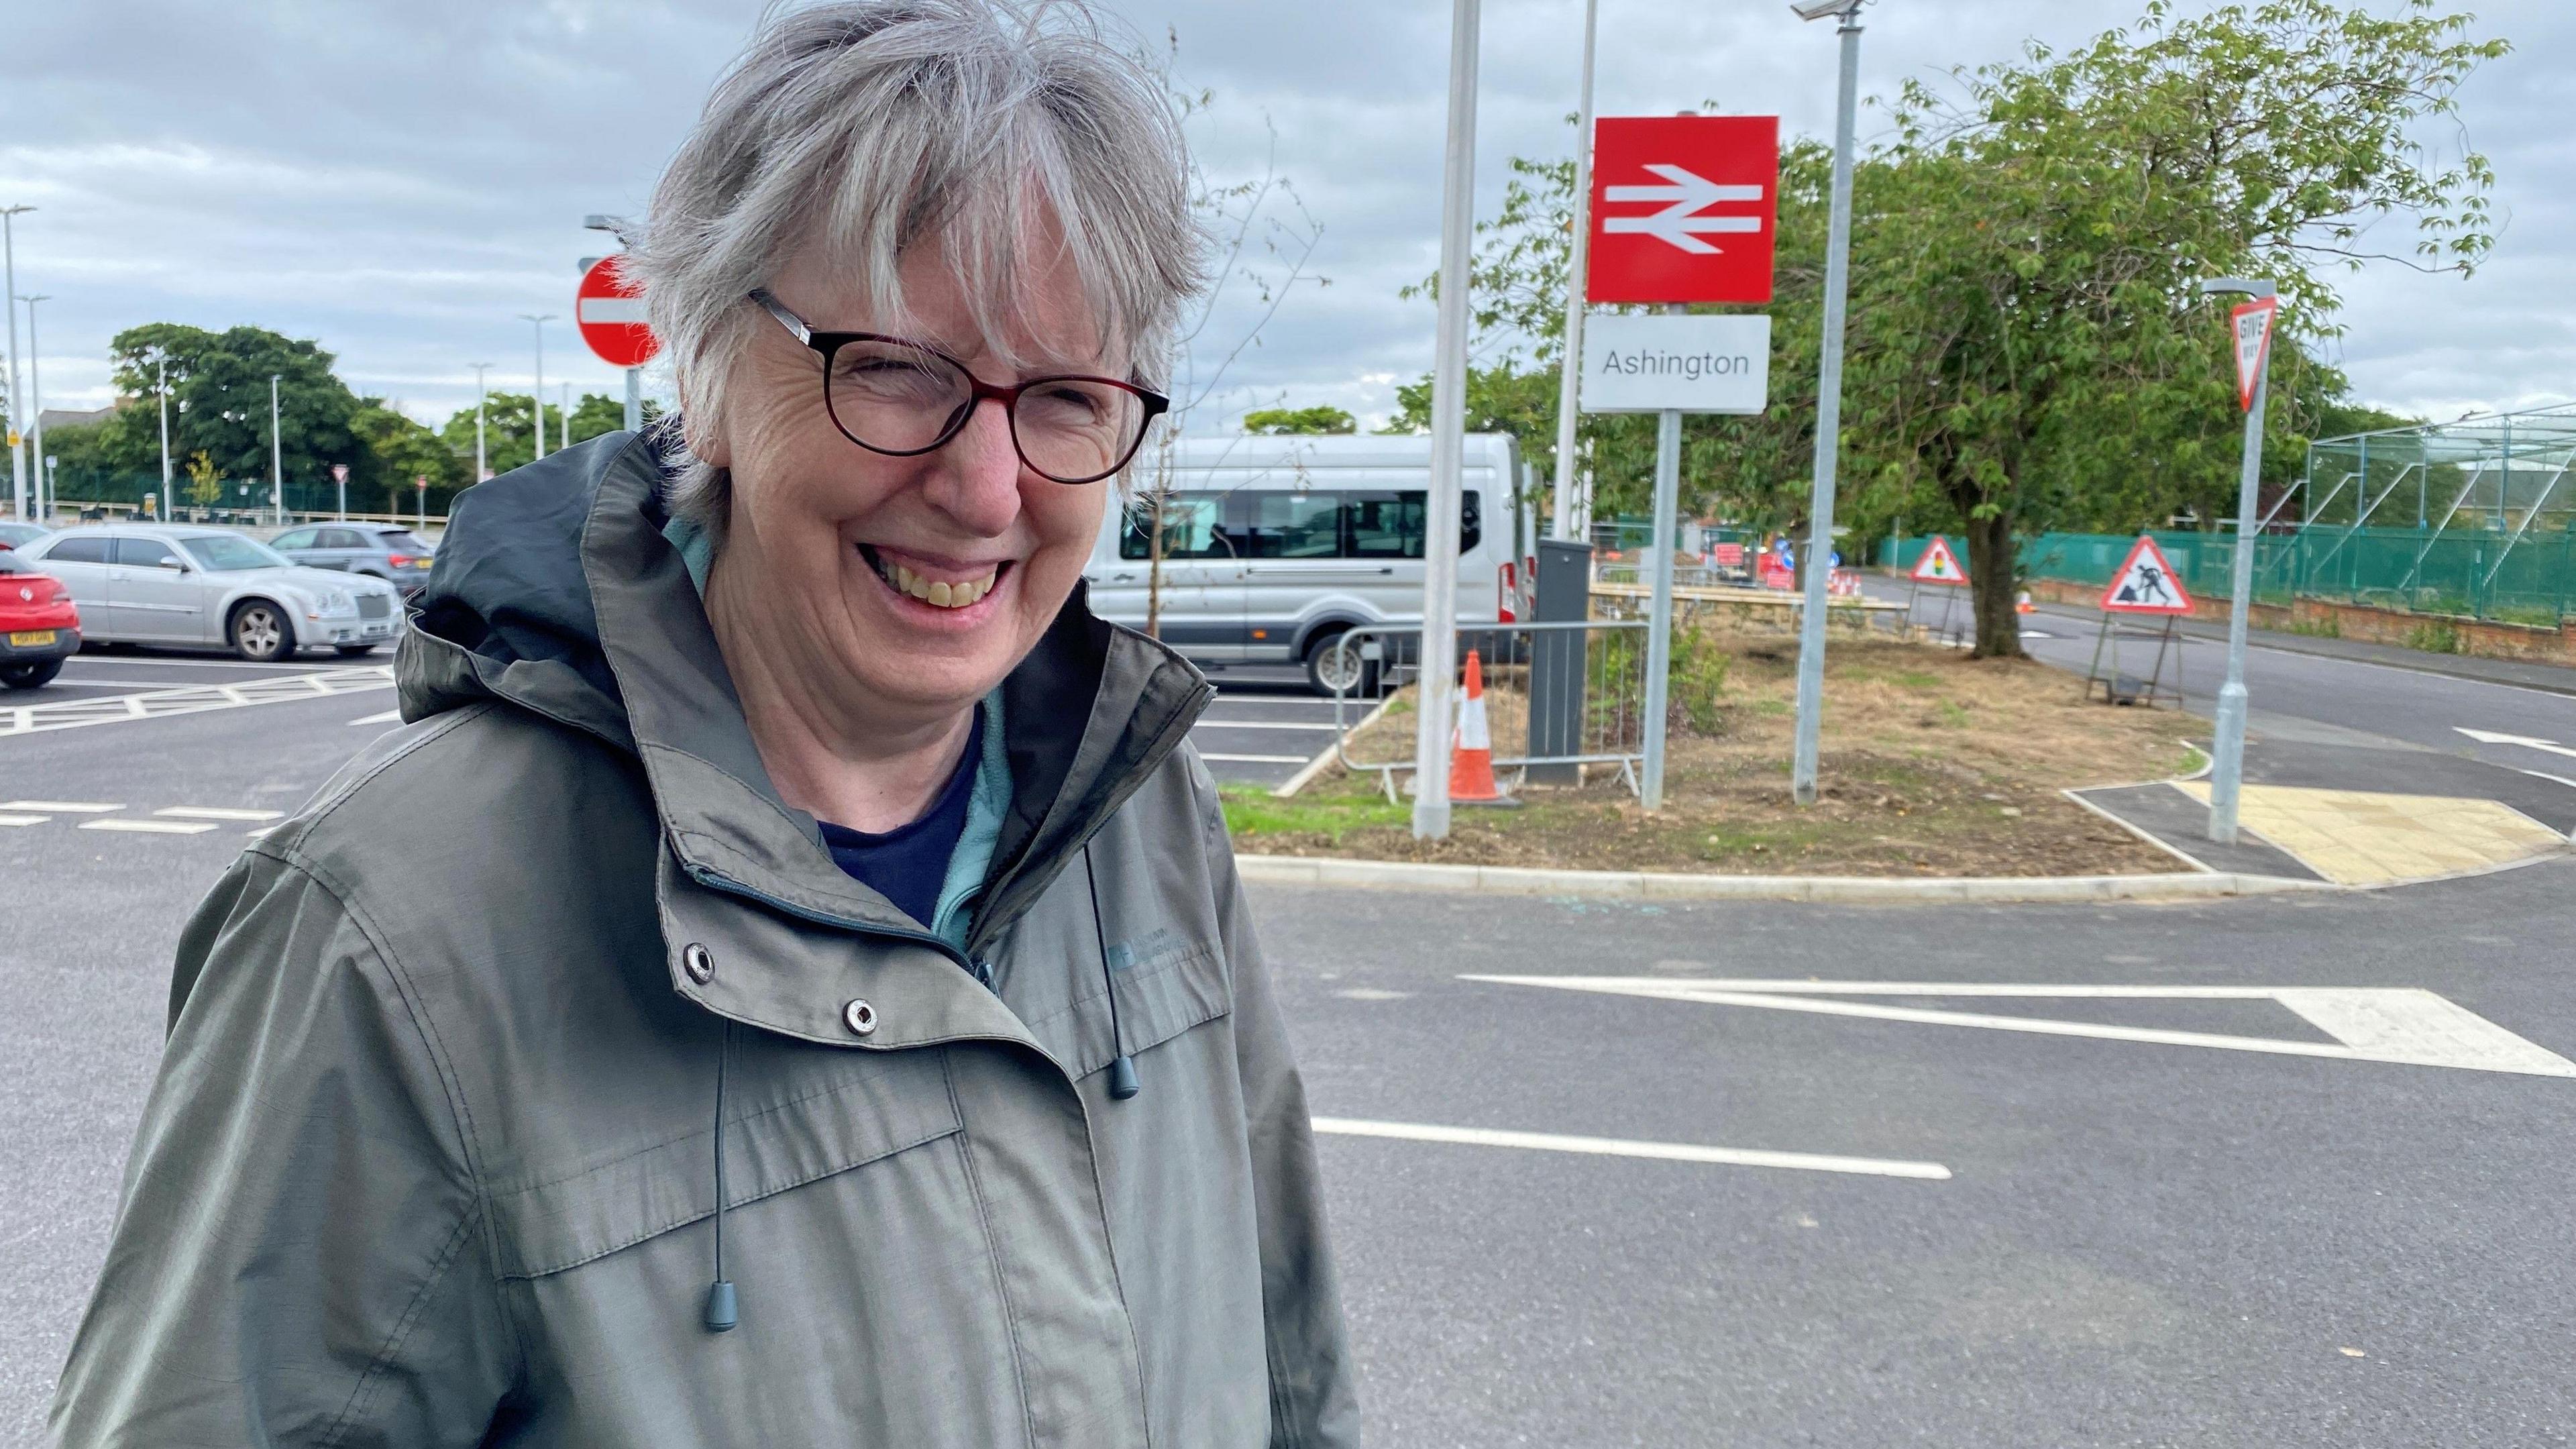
[576,256,658,369]
[1587,115,1779,305]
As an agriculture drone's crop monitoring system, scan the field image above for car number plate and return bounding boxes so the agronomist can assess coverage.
[7,630,56,647]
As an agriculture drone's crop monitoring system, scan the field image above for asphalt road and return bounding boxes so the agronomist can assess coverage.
[5,639,2573,1444]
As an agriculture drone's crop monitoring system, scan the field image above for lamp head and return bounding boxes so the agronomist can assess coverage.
[1792,0,1864,19]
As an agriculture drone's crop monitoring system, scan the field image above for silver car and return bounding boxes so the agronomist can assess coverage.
[23,525,403,661]
[268,521,437,596]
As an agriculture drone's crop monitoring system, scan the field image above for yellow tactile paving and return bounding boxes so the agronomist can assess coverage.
[2173,782,2569,886]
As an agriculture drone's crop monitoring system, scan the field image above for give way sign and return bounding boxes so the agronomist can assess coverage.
[1587,115,1778,306]
[576,256,659,369]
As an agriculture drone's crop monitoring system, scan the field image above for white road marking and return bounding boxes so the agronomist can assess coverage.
[1467,977,2576,1079]
[0,813,48,826]
[244,826,278,840]
[1197,753,1313,764]
[40,678,246,689]
[1310,1116,1952,1181]
[79,818,219,835]
[155,806,286,821]
[58,655,335,672]
[0,800,123,812]
[1192,719,1342,731]
[347,709,403,726]
[0,665,391,740]
[2456,727,2576,761]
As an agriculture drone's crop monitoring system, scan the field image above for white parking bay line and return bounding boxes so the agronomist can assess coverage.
[0,813,48,826]
[80,818,219,835]
[1309,1116,1952,1181]
[347,710,403,727]
[0,800,123,812]
[155,806,286,822]
[1193,720,1342,731]
[1197,753,1314,765]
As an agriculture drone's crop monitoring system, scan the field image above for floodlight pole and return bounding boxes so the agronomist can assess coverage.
[520,315,554,460]
[1790,0,1866,806]
[157,356,173,520]
[270,374,285,526]
[472,363,491,481]
[1,206,28,521]
[1548,0,1601,542]
[2200,276,2276,845]
[19,294,47,521]
[1411,0,1483,841]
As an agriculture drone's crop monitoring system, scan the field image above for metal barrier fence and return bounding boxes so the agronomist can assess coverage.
[1884,527,2576,626]
[1323,619,1651,800]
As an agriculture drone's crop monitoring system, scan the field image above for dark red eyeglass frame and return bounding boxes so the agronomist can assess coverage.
[750,289,1168,484]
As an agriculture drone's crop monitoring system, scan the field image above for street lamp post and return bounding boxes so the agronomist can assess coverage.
[2198,276,2279,845]
[519,315,555,460]
[19,294,48,521]
[1788,0,1870,807]
[1,205,29,520]
[561,382,573,453]
[157,355,173,521]
[270,374,284,527]
[1409,0,1485,842]
[472,362,491,481]
[1547,0,1601,543]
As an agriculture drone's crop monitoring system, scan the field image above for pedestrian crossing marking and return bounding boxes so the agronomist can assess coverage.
[154,806,286,821]
[1466,977,2576,1078]
[80,818,220,836]
[1310,1117,1951,1181]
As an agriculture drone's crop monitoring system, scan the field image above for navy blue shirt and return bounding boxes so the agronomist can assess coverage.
[816,710,983,928]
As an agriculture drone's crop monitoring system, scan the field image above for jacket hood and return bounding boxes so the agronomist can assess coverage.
[396,431,1215,955]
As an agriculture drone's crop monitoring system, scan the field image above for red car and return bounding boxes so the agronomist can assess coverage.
[0,548,79,688]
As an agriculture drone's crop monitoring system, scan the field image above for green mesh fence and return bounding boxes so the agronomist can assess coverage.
[31,468,437,526]
[1875,402,2576,626]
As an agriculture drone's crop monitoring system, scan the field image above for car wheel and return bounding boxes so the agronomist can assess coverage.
[229,600,294,663]
[0,658,61,690]
[335,643,378,657]
[1304,631,1377,698]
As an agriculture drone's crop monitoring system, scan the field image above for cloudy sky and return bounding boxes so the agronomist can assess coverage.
[3,0,2567,439]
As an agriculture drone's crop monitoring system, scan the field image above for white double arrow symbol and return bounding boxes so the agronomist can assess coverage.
[2456,727,2576,761]
[1602,164,1764,255]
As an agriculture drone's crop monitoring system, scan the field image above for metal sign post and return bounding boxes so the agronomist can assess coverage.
[1409,0,1483,841]
[1789,0,1866,807]
[2201,280,2277,843]
[1548,0,1601,542]
[333,462,349,520]
[1640,343,1684,808]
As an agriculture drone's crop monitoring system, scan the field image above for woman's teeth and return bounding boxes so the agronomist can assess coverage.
[882,559,998,609]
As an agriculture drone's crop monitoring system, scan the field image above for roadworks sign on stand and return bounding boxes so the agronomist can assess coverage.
[1909,537,1968,586]
[2102,535,2193,615]
[1906,537,1970,647]
[2087,535,2192,708]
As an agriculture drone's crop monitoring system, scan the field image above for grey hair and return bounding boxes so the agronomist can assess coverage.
[629,0,1204,543]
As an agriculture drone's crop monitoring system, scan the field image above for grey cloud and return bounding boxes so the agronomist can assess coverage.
[1,0,2563,441]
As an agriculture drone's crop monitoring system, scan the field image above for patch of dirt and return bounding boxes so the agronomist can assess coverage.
[1230,629,2198,877]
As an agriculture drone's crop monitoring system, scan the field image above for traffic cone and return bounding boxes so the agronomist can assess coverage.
[1447,649,1508,804]
[2016,590,2036,616]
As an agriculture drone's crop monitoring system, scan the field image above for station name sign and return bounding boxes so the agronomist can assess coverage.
[1579,313,1771,415]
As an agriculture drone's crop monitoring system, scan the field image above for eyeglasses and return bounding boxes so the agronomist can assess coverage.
[751,290,1167,485]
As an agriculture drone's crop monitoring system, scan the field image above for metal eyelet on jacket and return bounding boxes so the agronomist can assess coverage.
[682,943,714,984]
[843,998,878,1036]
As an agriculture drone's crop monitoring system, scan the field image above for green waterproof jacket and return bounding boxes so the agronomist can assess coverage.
[50,435,1362,1447]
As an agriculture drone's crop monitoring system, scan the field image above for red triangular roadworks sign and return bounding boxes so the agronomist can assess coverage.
[2100,535,2194,615]
[1909,536,1970,586]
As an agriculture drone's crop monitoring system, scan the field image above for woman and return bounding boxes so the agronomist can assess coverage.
[50,3,1360,1444]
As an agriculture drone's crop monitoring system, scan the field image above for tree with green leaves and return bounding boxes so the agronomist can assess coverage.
[1835,0,2504,655]
[439,393,559,479]
[1242,405,1354,435]
[568,392,665,447]
[91,323,368,493]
